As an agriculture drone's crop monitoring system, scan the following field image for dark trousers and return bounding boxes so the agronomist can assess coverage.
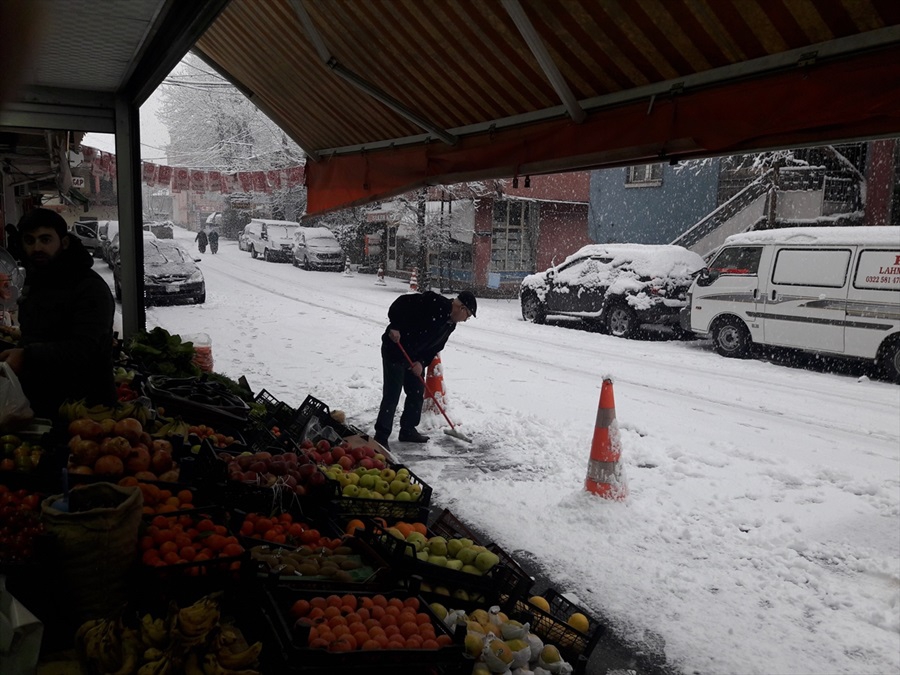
[374,358,424,440]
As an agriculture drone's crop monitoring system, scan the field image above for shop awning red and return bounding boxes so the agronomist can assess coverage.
[306,44,900,216]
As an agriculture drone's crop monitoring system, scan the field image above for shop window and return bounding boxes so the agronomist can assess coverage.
[625,163,663,187]
[490,200,537,272]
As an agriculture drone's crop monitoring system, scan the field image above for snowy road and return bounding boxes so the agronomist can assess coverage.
[104,228,900,674]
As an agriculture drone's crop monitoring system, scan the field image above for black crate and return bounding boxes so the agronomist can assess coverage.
[508,588,605,668]
[429,509,534,605]
[326,464,432,522]
[284,394,366,445]
[260,586,468,674]
[357,522,502,604]
[244,535,395,592]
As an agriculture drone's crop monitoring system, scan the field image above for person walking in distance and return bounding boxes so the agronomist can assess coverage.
[373,290,476,450]
[195,228,208,253]
[208,229,219,254]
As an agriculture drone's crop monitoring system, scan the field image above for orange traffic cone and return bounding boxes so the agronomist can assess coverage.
[408,267,419,292]
[584,378,628,500]
[422,354,446,417]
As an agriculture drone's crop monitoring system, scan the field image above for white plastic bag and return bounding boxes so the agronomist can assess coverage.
[0,576,43,675]
[0,362,32,431]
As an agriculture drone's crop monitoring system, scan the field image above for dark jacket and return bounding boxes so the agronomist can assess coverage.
[381,291,456,367]
[18,236,116,418]
[195,230,208,247]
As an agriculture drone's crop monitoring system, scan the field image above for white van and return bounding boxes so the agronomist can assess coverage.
[684,226,900,381]
[244,218,299,262]
[291,226,344,271]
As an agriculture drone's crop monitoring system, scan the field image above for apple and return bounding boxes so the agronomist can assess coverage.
[358,458,374,470]
[337,455,354,470]
[125,447,151,473]
[150,449,173,473]
[331,447,346,460]
[316,440,331,452]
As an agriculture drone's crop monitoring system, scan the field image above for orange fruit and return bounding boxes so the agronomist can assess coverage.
[310,597,328,610]
[403,597,420,611]
[324,606,341,619]
[422,638,439,650]
[387,598,404,610]
[361,639,381,650]
[399,621,419,638]
[177,489,193,504]
[404,635,423,649]
[325,595,343,608]
[345,519,365,535]
[309,637,329,649]
[205,534,227,551]
[139,536,155,551]
[157,504,177,513]
[436,634,452,647]
[384,606,401,618]
[151,515,169,529]
[163,551,181,565]
[180,546,197,561]
[341,594,358,611]
[372,595,388,608]
[141,549,160,564]
[222,543,244,557]
[383,625,400,638]
[159,541,178,555]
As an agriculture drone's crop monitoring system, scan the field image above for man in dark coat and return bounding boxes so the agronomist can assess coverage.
[374,290,476,449]
[0,209,115,419]
[195,229,208,253]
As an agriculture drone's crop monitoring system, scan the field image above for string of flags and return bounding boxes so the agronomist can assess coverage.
[80,146,305,194]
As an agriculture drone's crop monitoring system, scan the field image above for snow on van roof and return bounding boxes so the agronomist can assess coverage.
[252,219,300,227]
[565,243,706,277]
[725,226,900,247]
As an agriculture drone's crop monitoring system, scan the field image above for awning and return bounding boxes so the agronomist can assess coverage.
[192,0,900,215]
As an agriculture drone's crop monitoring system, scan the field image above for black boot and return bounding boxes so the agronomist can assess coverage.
[374,436,390,451]
[398,428,430,443]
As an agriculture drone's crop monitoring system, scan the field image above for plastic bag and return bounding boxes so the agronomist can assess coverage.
[0,576,43,675]
[181,332,214,372]
[0,362,33,432]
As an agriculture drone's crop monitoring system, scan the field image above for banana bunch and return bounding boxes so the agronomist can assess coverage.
[152,416,191,440]
[173,596,221,648]
[141,613,169,649]
[75,615,141,675]
[59,398,153,425]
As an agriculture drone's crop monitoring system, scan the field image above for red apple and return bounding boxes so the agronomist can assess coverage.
[316,440,331,452]
[151,449,173,473]
[337,455,354,471]
[359,458,374,470]
[331,447,346,461]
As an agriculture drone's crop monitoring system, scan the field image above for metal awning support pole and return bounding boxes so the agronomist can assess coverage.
[114,97,145,339]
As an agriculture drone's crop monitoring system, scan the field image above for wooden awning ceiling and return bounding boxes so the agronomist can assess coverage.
[194,0,900,216]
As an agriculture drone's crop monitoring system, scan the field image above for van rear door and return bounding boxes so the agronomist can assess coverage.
[762,246,851,352]
[844,248,900,359]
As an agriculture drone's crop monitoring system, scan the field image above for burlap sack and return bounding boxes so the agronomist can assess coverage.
[40,483,143,620]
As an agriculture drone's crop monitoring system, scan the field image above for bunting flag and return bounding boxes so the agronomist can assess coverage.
[221,173,238,194]
[142,162,158,187]
[237,172,253,192]
[82,146,96,162]
[251,171,268,193]
[108,155,117,181]
[99,152,111,177]
[172,167,190,192]
[157,164,173,187]
[190,169,207,192]
[266,169,282,190]
[207,170,222,192]
[286,165,305,187]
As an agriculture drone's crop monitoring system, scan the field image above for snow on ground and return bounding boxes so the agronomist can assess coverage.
[103,226,900,674]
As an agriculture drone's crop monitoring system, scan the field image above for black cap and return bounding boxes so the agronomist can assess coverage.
[458,291,477,318]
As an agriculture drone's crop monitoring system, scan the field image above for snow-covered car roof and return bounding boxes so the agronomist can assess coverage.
[558,243,706,278]
[299,226,337,238]
[253,219,300,227]
[724,225,899,247]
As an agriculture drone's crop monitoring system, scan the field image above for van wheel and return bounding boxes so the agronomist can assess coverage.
[250,246,258,259]
[876,337,900,383]
[712,316,752,358]
[606,304,637,339]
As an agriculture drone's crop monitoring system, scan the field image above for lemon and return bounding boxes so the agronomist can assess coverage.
[528,595,551,612]
[567,611,590,632]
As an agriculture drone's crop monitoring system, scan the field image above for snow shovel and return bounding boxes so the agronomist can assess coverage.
[396,341,472,443]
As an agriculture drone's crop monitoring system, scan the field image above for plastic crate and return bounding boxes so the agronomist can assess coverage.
[326,464,432,522]
[243,535,395,592]
[429,509,534,605]
[245,390,299,452]
[508,588,605,667]
[284,394,366,444]
[144,376,251,428]
[259,586,468,675]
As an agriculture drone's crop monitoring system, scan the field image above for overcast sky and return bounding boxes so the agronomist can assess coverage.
[82,89,169,162]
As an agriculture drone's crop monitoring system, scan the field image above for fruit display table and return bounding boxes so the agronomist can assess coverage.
[0,328,604,675]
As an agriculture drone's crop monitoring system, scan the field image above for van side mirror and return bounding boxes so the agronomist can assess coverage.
[695,268,716,287]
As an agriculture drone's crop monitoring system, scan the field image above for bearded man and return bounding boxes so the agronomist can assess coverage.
[0,208,115,419]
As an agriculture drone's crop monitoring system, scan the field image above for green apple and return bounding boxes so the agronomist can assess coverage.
[357,488,371,498]
[458,538,474,548]
[474,550,500,572]
[389,479,407,495]
[446,539,465,557]
[396,467,409,479]
[395,491,412,502]
[387,527,405,539]
[445,559,464,571]
[429,602,448,620]
[359,473,376,489]
[406,532,428,551]
[428,537,448,557]
[380,468,396,481]
[451,587,470,600]
[461,564,483,576]
[416,550,429,562]
[374,453,387,463]
[456,546,478,565]
[427,555,448,567]
[374,479,390,495]
[434,586,450,596]
[341,484,359,497]
[354,466,368,476]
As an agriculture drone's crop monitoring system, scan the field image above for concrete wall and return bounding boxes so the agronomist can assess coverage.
[589,161,720,244]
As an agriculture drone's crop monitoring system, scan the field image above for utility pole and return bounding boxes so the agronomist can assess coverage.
[416,187,428,291]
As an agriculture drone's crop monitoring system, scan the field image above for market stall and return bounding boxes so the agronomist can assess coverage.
[0,327,604,675]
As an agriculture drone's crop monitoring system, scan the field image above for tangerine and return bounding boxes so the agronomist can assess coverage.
[177,489,193,504]
[422,638,439,649]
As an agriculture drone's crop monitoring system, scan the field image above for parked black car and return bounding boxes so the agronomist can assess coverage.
[114,239,205,305]
[520,244,705,338]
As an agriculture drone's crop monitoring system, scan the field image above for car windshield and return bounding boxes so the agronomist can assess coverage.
[74,222,98,238]
[268,226,297,239]
[146,245,187,264]
[309,236,335,244]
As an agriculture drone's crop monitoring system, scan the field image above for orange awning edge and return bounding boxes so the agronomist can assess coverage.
[306,44,900,216]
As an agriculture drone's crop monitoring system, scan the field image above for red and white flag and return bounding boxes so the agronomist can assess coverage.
[157,165,173,187]
[286,165,305,187]
[190,169,207,192]
[173,167,190,192]
[251,171,269,193]
[237,172,253,193]
[207,170,222,192]
[266,169,282,190]
[142,162,158,187]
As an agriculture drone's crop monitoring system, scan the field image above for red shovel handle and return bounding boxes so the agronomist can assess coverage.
[396,340,458,431]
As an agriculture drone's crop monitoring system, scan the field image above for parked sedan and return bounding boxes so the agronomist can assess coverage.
[70,220,102,257]
[113,239,205,305]
[520,244,705,338]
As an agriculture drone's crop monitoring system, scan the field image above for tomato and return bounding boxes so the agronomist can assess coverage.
[299,529,320,545]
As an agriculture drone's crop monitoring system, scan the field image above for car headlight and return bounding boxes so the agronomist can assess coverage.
[189,270,203,282]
